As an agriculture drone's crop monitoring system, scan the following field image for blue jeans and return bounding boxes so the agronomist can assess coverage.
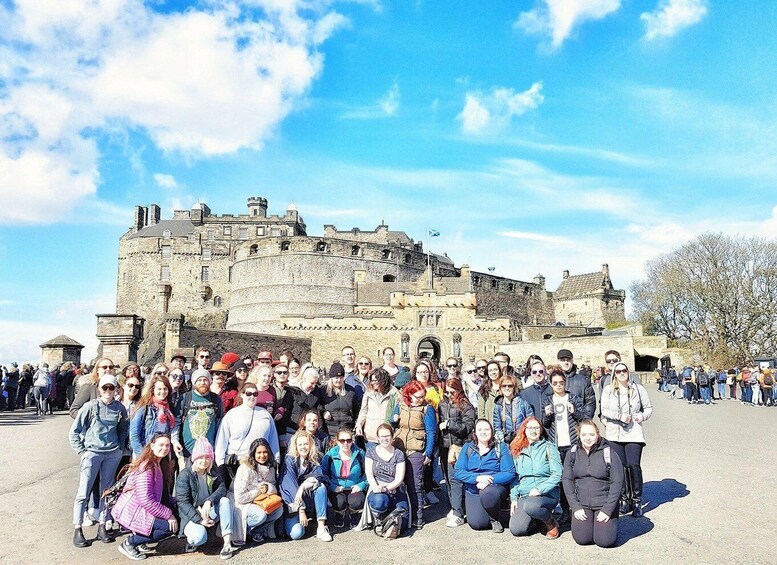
[72,449,123,525]
[367,491,410,529]
[246,505,283,532]
[284,484,328,540]
[700,386,711,404]
[509,494,557,536]
[183,497,233,547]
[128,517,174,546]
[717,383,726,399]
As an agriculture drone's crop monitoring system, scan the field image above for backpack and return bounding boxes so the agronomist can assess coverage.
[698,372,709,386]
[102,464,132,512]
[374,506,406,540]
[682,367,693,381]
[765,374,774,386]
[717,372,726,383]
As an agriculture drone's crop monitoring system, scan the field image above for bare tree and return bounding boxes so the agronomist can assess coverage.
[630,233,777,366]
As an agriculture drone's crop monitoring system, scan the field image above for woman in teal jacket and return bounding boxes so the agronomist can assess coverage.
[508,415,562,539]
[322,428,369,529]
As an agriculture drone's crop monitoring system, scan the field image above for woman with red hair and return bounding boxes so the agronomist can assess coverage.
[508,416,563,539]
[391,380,437,529]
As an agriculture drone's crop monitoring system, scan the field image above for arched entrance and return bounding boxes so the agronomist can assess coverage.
[417,336,442,364]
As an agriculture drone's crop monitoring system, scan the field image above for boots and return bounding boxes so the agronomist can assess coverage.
[97,523,115,543]
[630,465,644,517]
[619,466,633,515]
[73,527,89,548]
[544,519,559,539]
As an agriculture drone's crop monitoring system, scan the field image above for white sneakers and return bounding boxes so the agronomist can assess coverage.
[446,515,465,527]
[316,525,333,542]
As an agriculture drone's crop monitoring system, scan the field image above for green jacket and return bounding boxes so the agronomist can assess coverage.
[509,438,562,501]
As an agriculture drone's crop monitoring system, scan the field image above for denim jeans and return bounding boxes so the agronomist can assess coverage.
[284,483,328,540]
[72,449,123,525]
[127,517,174,546]
[509,494,557,536]
[183,497,233,547]
[717,383,726,399]
[367,491,410,529]
[700,386,711,404]
[33,386,49,415]
[246,505,283,532]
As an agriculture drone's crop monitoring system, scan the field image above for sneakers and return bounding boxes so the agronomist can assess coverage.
[316,525,333,542]
[334,512,346,529]
[250,528,265,545]
[446,515,465,528]
[136,544,155,555]
[219,543,234,560]
[82,515,98,527]
[118,539,147,561]
[490,519,504,533]
[72,527,89,548]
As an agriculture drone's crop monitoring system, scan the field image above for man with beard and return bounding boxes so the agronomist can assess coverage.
[172,369,223,459]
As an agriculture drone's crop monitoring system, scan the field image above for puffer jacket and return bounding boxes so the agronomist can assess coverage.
[493,395,534,443]
[509,438,562,501]
[438,397,476,448]
[114,464,173,536]
[562,438,624,516]
[600,383,653,443]
[321,384,360,433]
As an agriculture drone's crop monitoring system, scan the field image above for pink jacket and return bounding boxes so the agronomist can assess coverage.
[113,464,173,536]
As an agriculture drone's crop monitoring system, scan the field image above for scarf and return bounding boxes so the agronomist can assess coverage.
[152,397,175,427]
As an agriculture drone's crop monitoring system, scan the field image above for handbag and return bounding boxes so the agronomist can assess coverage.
[253,493,283,514]
[448,444,462,464]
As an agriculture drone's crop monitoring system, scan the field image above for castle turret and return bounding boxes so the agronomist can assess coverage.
[147,204,161,225]
[247,197,268,218]
[533,274,545,289]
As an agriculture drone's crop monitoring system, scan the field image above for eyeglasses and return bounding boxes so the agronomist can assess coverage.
[275,371,288,375]
[198,355,210,359]
[127,383,141,389]
[606,358,619,364]
[358,362,371,366]
[101,385,116,391]
[465,369,475,374]
[501,384,515,389]
[243,391,259,397]
[531,369,546,375]
[236,368,248,372]
[412,394,426,401]
[338,438,353,444]
[98,365,114,370]
[614,369,629,374]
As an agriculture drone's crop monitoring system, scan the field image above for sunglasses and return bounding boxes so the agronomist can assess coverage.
[465,369,475,374]
[101,385,116,391]
[154,371,167,376]
[275,371,288,375]
[98,365,114,370]
[614,369,629,374]
[170,374,183,380]
[476,366,486,371]
[243,391,259,397]
[446,364,458,368]
[127,383,141,389]
[531,369,546,375]
[358,362,371,366]
[606,358,619,364]
[501,384,515,389]
[338,438,353,444]
[198,355,210,359]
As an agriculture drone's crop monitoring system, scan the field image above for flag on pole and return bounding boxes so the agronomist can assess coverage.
[427,228,440,237]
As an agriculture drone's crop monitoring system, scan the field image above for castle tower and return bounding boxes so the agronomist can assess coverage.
[247,197,268,218]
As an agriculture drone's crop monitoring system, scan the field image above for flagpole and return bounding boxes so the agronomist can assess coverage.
[426,229,431,290]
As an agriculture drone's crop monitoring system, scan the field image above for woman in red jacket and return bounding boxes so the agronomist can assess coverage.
[114,433,178,560]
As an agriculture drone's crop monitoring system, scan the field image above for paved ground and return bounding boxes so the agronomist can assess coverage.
[1,390,775,565]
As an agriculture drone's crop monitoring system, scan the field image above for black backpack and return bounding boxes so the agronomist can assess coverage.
[698,372,709,386]
[102,464,132,512]
[374,506,406,540]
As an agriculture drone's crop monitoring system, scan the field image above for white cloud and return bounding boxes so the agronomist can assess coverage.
[763,206,777,238]
[340,80,401,119]
[154,173,179,190]
[457,82,544,135]
[515,0,621,50]
[498,231,573,245]
[641,0,708,40]
[0,0,347,224]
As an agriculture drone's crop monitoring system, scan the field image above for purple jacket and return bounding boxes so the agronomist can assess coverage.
[113,464,173,536]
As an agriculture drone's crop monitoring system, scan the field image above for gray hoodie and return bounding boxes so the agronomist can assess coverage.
[69,398,129,454]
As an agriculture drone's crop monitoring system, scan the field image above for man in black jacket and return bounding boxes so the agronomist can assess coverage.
[557,349,597,420]
[519,360,552,419]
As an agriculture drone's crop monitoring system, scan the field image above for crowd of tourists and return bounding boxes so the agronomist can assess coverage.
[7,344,654,559]
[655,365,777,406]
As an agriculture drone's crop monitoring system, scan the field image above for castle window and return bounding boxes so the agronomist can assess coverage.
[280,241,290,251]
[490,279,498,289]
[187,233,196,243]
[224,226,232,236]
[201,266,209,282]
[239,227,248,240]
[271,228,282,237]
[161,265,170,282]
[207,230,214,241]
[228,266,232,282]
[383,274,396,282]
[404,254,412,263]
[524,286,530,295]
[316,241,327,252]
[351,245,360,256]
[382,249,392,260]
[163,229,171,239]
[213,296,222,307]
[473,276,481,286]
[202,248,211,261]
[508,283,515,292]
[256,226,265,236]
[543,334,553,340]
[161,245,171,261]
[249,244,258,255]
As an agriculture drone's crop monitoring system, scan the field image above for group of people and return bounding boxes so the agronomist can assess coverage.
[659,364,777,407]
[64,344,651,559]
[0,361,82,414]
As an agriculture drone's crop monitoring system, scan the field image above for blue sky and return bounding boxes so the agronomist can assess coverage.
[1,0,776,363]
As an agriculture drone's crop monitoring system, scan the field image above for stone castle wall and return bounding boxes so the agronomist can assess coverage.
[554,292,626,328]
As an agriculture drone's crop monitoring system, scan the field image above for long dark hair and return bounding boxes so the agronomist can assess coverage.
[130,432,170,472]
[479,361,502,399]
[245,437,276,470]
[471,418,496,449]
[369,367,392,395]
[445,378,469,408]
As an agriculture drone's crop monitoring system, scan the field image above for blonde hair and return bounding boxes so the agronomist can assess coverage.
[611,362,632,395]
[288,430,320,465]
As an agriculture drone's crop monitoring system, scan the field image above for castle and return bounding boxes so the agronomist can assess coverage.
[106,198,627,366]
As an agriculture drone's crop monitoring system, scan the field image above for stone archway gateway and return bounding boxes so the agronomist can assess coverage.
[417,336,442,364]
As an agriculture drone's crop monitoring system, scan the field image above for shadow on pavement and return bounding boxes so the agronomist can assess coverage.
[616,515,654,545]
[643,478,690,513]
[0,409,69,426]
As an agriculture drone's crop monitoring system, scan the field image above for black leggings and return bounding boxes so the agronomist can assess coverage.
[330,490,366,513]
[464,484,507,530]
[609,442,643,467]
[571,510,618,547]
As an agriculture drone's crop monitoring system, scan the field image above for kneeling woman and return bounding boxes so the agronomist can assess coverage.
[365,423,410,530]
[279,430,332,542]
[231,438,284,546]
[508,416,562,539]
[176,438,234,559]
[322,428,368,529]
[453,419,516,532]
[113,433,178,561]
[562,420,624,548]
